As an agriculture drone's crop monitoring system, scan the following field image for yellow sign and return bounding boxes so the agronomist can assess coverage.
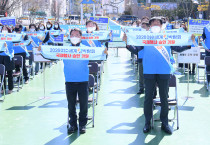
[197,4,209,11]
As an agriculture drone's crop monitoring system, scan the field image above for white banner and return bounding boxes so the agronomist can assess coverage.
[177,47,200,63]
[33,48,51,62]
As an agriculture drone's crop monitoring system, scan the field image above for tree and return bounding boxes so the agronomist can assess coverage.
[51,0,65,21]
[123,6,132,15]
[0,0,22,16]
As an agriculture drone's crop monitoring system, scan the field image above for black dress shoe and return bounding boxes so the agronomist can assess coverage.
[161,124,172,135]
[79,126,86,134]
[68,126,78,134]
[137,89,144,94]
[143,124,151,133]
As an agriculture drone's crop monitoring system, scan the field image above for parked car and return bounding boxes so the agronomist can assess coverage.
[118,15,138,22]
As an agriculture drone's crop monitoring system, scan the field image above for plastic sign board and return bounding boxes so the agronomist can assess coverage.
[188,19,210,36]
[0,17,16,26]
[177,47,200,63]
[33,48,51,62]
[89,16,109,30]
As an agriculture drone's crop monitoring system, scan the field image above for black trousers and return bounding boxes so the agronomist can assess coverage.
[65,82,89,127]
[206,50,210,82]
[0,56,14,90]
[3,70,13,90]
[144,74,169,126]
[15,52,29,81]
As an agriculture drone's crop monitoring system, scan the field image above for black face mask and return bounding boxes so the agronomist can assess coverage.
[15,28,20,32]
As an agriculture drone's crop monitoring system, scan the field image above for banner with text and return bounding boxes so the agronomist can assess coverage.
[82,31,110,40]
[126,32,193,46]
[0,33,23,42]
[177,47,200,63]
[188,19,210,36]
[41,45,106,60]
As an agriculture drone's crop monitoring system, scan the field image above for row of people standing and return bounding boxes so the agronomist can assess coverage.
[0,21,66,94]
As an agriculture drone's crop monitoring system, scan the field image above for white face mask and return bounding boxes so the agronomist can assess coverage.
[93,26,96,31]
[87,27,94,32]
[30,28,35,32]
[70,37,81,45]
[2,30,8,33]
[40,26,44,30]
[54,25,58,28]
[151,26,161,33]
[47,24,51,28]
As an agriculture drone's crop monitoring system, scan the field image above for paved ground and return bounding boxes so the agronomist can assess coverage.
[0,48,209,145]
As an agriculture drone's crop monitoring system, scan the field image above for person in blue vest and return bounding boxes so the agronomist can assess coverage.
[63,28,89,134]
[53,21,61,31]
[27,24,41,75]
[81,20,108,56]
[161,17,174,30]
[0,26,14,94]
[123,17,195,135]
[178,23,196,74]
[14,24,31,84]
[46,21,53,31]
[82,20,102,47]
[38,23,46,31]
[202,24,210,85]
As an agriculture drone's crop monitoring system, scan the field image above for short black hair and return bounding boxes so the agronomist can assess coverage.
[16,24,23,29]
[86,20,94,26]
[29,24,37,29]
[70,28,82,36]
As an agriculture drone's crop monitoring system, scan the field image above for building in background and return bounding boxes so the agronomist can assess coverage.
[102,0,125,17]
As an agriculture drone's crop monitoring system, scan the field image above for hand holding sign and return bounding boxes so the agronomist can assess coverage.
[191,34,196,43]
[104,48,108,55]
[122,33,127,45]
[4,42,7,48]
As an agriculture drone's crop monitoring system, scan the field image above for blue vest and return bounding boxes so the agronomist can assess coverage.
[166,24,173,30]
[63,43,89,82]
[13,41,30,54]
[27,36,40,51]
[81,40,102,47]
[204,27,210,49]
[138,50,144,59]
[143,46,172,74]
[0,41,14,59]
[81,31,102,47]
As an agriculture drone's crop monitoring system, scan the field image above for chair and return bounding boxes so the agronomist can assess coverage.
[67,74,96,129]
[88,74,96,127]
[0,64,6,101]
[13,55,23,91]
[152,75,179,129]
[90,60,104,90]
[205,56,210,91]
[89,62,99,105]
[197,52,206,82]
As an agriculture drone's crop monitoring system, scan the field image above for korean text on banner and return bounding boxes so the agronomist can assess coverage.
[89,17,109,31]
[188,19,210,36]
[0,17,16,26]
[177,47,200,63]
[0,33,23,42]
[126,31,193,46]
[41,45,106,60]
